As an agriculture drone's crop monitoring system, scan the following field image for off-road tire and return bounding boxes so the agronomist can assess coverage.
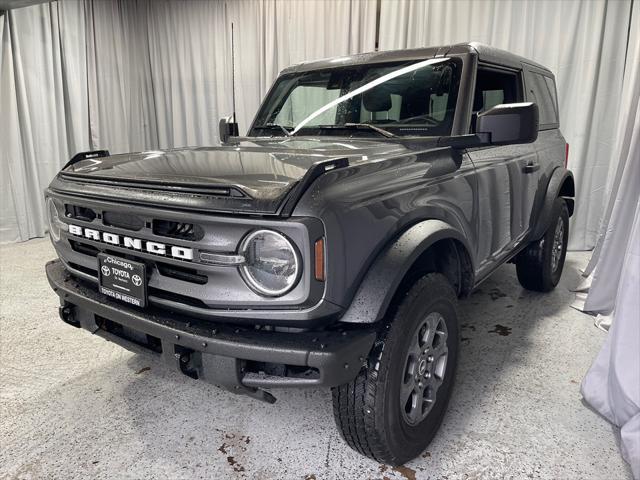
[331,273,459,465]
[516,197,569,292]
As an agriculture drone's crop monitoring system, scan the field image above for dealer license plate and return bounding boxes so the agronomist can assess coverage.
[97,253,147,307]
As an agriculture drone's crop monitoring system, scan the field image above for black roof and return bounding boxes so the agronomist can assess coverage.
[281,42,552,75]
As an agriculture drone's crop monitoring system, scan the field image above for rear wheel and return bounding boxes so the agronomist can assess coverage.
[331,273,459,465]
[516,197,569,292]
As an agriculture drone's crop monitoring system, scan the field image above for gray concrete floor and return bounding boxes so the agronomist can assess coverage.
[0,238,630,480]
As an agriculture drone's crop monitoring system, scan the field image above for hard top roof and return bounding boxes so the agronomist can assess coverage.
[280,42,552,76]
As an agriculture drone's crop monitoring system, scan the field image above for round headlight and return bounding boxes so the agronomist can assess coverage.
[46,197,67,242]
[239,230,300,297]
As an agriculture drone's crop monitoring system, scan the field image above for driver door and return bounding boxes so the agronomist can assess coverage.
[467,66,540,274]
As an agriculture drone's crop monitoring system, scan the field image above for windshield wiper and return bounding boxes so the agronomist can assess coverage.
[314,123,396,138]
[253,123,292,137]
[344,123,396,138]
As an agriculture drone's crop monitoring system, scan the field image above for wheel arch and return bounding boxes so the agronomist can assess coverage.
[558,173,575,216]
[531,167,574,240]
[339,220,474,324]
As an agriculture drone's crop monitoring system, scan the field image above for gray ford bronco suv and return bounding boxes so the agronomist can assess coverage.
[45,42,574,465]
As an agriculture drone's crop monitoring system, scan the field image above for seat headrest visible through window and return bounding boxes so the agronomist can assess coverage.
[363,88,392,112]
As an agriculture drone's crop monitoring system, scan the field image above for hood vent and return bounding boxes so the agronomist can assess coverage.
[60,173,248,198]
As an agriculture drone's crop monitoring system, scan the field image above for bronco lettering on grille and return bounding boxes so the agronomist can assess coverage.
[68,224,194,260]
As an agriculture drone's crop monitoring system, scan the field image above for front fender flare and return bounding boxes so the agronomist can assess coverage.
[339,220,473,324]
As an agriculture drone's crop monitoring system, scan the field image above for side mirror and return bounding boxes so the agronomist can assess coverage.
[476,102,539,145]
[219,115,239,144]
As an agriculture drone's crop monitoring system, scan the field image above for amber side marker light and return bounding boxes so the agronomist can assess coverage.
[314,238,325,281]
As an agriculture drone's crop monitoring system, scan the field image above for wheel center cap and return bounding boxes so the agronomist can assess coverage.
[418,358,427,375]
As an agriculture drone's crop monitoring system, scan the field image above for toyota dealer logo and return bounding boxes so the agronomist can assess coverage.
[132,274,142,287]
[101,265,111,277]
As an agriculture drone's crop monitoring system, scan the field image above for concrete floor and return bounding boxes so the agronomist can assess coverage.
[0,238,631,480]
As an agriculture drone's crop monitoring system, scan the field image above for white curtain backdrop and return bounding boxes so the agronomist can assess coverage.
[379,0,635,251]
[0,0,376,243]
[227,0,377,130]
[1,2,89,244]
[580,2,639,475]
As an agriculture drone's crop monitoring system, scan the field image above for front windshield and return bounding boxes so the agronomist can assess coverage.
[250,57,461,138]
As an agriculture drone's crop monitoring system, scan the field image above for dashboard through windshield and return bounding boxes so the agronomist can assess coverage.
[250,57,461,138]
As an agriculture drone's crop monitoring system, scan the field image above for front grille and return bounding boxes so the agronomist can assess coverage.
[52,193,316,318]
[68,238,207,286]
[68,261,96,276]
[65,204,96,222]
[148,288,210,309]
[69,240,99,257]
[103,211,144,231]
[152,219,204,241]
[156,262,208,285]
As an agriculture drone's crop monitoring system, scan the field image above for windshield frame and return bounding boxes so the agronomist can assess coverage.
[249,56,465,139]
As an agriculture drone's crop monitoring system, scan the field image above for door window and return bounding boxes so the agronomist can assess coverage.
[471,68,521,132]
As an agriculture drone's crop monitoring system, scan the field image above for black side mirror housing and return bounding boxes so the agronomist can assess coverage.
[219,115,239,144]
[476,102,539,146]
[435,102,539,151]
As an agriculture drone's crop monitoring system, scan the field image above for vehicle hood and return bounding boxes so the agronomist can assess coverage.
[52,137,427,214]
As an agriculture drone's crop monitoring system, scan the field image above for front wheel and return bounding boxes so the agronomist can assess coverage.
[331,273,459,465]
[516,197,569,292]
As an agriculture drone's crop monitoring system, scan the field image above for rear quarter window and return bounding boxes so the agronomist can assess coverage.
[526,71,559,127]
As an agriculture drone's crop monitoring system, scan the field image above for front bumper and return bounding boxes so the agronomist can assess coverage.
[46,259,375,402]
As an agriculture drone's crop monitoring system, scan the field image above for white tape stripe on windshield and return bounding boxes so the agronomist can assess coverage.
[291,57,450,135]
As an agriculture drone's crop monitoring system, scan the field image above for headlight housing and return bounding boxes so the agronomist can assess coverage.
[239,229,301,297]
[46,197,68,242]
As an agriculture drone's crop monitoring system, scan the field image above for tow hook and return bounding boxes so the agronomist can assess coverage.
[58,303,80,328]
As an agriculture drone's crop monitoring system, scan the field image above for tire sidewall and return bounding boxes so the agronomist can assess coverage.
[545,198,569,287]
[378,276,459,461]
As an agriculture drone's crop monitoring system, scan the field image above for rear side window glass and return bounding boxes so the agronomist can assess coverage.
[543,76,559,121]
[527,73,559,126]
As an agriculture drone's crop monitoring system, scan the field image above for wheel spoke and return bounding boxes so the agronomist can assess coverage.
[405,389,423,423]
[417,322,429,351]
[431,335,448,359]
[423,385,435,410]
[402,356,417,398]
[404,354,417,379]
[432,350,448,381]
[422,314,440,351]
[423,327,435,351]
[400,380,415,408]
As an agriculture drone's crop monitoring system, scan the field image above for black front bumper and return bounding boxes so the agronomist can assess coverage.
[46,259,376,402]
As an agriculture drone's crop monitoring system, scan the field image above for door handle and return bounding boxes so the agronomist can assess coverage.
[524,162,540,173]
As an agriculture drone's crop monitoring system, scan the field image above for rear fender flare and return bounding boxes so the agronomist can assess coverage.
[531,168,574,240]
[339,220,473,324]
